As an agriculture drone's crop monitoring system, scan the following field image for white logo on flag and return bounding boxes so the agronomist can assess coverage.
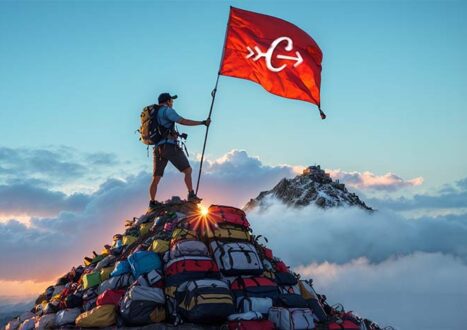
[246,36,303,72]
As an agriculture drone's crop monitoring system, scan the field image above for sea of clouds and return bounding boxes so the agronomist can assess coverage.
[1,146,466,329]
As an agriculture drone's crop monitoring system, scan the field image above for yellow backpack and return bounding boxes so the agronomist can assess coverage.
[151,239,170,254]
[140,221,154,237]
[139,104,167,145]
[100,266,114,281]
[206,224,251,241]
[75,305,117,328]
[122,235,138,246]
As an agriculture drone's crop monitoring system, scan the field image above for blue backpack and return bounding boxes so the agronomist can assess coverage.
[128,251,162,278]
[110,260,131,277]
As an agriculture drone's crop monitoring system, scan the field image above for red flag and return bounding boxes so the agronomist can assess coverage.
[220,7,325,118]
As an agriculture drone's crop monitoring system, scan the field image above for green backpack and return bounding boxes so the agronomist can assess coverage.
[82,272,101,289]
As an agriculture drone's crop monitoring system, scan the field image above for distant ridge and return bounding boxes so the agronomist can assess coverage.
[244,165,373,212]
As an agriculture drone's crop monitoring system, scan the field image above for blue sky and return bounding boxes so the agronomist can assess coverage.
[1,0,466,189]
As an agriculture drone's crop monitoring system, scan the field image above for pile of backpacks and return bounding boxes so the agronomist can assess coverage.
[5,200,390,330]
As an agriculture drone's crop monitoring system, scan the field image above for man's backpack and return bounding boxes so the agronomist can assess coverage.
[139,105,172,145]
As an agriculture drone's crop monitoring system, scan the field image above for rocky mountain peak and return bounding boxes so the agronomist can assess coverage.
[244,165,373,211]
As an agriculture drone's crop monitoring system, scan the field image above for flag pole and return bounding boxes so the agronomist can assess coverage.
[195,74,220,195]
[195,7,232,196]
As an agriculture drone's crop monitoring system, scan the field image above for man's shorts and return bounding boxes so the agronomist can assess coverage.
[153,143,190,177]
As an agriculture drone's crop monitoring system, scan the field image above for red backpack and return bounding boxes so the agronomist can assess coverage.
[96,289,126,306]
[208,205,250,228]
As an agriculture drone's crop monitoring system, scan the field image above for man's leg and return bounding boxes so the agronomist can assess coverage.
[149,175,162,201]
[150,146,167,207]
[183,167,193,192]
[165,144,201,202]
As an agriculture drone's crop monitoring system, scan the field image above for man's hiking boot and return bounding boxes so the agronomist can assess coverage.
[187,191,202,203]
[148,200,163,212]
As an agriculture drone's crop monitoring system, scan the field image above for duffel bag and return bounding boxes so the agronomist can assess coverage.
[75,304,117,328]
[139,221,154,236]
[231,276,279,300]
[35,313,56,330]
[274,260,289,273]
[259,246,274,260]
[164,256,220,286]
[82,287,98,301]
[206,224,251,241]
[279,284,301,295]
[83,298,97,311]
[82,272,101,289]
[98,273,134,295]
[275,272,299,286]
[168,239,209,259]
[298,280,327,322]
[176,279,235,323]
[237,296,273,316]
[100,266,114,281]
[228,319,275,330]
[96,289,126,306]
[110,260,131,277]
[128,250,162,278]
[274,294,309,308]
[94,255,116,272]
[171,227,199,244]
[207,205,250,228]
[18,318,35,330]
[228,311,263,321]
[324,312,363,330]
[268,307,315,330]
[64,294,83,309]
[122,234,138,246]
[120,297,165,326]
[151,239,170,254]
[125,285,165,304]
[55,308,81,326]
[137,269,164,288]
[84,253,105,267]
[19,312,35,323]
[210,241,263,276]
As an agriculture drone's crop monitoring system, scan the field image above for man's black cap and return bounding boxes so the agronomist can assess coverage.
[158,93,178,104]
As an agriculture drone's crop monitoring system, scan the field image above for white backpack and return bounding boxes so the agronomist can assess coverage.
[210,241,263,276]
[167,239,210,260]
[268,307,316,330]
[237,296,273,315]
[125,285,165,304]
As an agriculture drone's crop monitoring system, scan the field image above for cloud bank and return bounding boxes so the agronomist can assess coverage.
[297,253,467,330]
[247,203,467,329]
[369,177,467,212]
[327,169,423,191]
[247,200,467,266]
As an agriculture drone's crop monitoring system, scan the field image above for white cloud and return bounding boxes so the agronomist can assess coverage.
[295,253,467,330]
[247,202,467,329]
[247,200,467,266]
[327,169,423,191]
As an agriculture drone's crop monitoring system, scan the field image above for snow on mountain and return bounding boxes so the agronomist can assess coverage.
[244,165,373,211]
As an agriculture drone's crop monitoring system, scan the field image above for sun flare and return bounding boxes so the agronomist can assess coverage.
[198,204,209,216]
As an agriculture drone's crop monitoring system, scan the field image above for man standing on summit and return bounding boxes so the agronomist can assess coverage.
[149,92,210,209]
